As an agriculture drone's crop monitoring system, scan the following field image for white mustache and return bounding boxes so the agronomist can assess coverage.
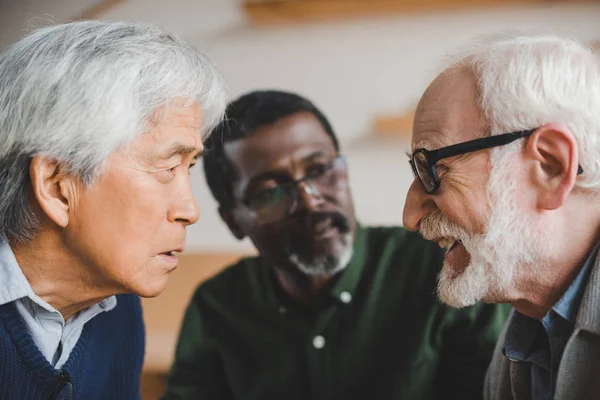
[419,209,469,242]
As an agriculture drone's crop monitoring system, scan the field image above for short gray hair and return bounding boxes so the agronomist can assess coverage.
[0,20,228,243]
[446,32,600,190]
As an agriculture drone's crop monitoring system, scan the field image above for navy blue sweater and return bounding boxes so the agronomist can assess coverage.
[0,294,145,399]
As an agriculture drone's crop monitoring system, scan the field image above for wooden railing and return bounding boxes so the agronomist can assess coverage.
[243,0,594,25]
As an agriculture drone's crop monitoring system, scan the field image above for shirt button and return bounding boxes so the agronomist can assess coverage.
[278,306,287,315]
[340,291,352,304]
[312,335,326,349]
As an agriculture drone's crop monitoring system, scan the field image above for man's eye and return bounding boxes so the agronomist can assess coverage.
[306,164,328,178]
[162,165,180,176]
[249,188,284,207]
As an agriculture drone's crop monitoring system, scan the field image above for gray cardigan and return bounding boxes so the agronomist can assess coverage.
[484,252,600,400]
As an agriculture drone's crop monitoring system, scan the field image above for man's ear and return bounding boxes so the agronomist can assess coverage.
[524,123,579,210]
[219,206,245,240]
[29,155,78,228]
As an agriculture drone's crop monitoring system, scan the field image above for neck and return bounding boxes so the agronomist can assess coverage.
[11,230,113,320]
[273,266,335,306]
[511,205,600,319]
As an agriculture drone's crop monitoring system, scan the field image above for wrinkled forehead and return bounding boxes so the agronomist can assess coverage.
[411,67,486,152]
[121,100,205,161]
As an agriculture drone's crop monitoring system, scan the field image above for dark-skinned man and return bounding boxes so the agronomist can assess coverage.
[161,90,510,400]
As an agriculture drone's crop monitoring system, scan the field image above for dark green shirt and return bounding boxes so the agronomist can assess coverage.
[162,225,510,400]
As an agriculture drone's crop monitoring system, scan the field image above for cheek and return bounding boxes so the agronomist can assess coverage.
[340,188,355,210]
[245,221,289,257]
[68,174,171,281]
[327,188,355,218]
[438,165,490,234]
[437,189,489,235]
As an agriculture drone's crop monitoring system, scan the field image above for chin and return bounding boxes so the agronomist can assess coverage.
[127,275,170,298]
[290,244,354,277]
[437,261,490,308]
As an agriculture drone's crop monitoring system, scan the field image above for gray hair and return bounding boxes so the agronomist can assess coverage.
[445,32,600,190]
[0,20,228,243]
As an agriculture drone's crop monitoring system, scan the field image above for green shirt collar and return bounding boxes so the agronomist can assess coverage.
[327,223,368,304]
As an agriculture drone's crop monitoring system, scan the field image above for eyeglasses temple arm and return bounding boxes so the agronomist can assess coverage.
[428,130,535,163]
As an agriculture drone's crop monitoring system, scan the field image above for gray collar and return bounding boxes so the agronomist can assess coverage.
[576,243,600,335]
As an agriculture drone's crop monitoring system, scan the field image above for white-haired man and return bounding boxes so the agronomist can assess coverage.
[0,21,227,399]
[403,34,600,400]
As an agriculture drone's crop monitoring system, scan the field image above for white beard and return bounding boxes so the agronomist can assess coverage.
[289,232,354,277]
[423,147,553,308]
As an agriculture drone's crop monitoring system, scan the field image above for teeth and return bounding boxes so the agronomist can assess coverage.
[437,238,456,251]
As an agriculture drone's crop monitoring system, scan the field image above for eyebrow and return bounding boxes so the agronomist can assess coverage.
[162,143,204,160]
[305,151,330,161]
[410,141,434,154]
[246,151,333,186]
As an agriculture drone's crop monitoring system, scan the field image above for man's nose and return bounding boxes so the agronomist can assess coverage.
[403,179,436,232]
[168,177,200,226]
[292,181,324,213]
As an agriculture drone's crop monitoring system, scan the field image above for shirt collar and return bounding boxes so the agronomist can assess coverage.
[0,237,41,307]
[552,240,600,324]
[503,240,600,361]
[327,223,368,304]
[503,311,540,362]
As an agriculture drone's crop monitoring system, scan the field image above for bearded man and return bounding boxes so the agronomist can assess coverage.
[403,33,600,400]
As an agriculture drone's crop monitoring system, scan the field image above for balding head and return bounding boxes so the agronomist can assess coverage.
[412,66,486,152]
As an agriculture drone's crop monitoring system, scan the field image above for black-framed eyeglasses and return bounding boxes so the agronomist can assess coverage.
[242,155,349,223]
[409,128,583,194]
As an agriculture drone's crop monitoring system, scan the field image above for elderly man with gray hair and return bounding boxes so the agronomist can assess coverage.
[403,34,600,400]
[0,21,227,399]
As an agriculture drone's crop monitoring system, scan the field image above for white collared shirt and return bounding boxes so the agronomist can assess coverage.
[0,239,116,369]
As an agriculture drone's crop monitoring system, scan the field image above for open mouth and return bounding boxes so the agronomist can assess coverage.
[437,237,470,272]
[157,248,183,270]
[313,218,336,236]
[301,212,349,236]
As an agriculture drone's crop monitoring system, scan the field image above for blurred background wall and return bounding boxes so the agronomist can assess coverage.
[3,0,600,252]
[1,0,599,398]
